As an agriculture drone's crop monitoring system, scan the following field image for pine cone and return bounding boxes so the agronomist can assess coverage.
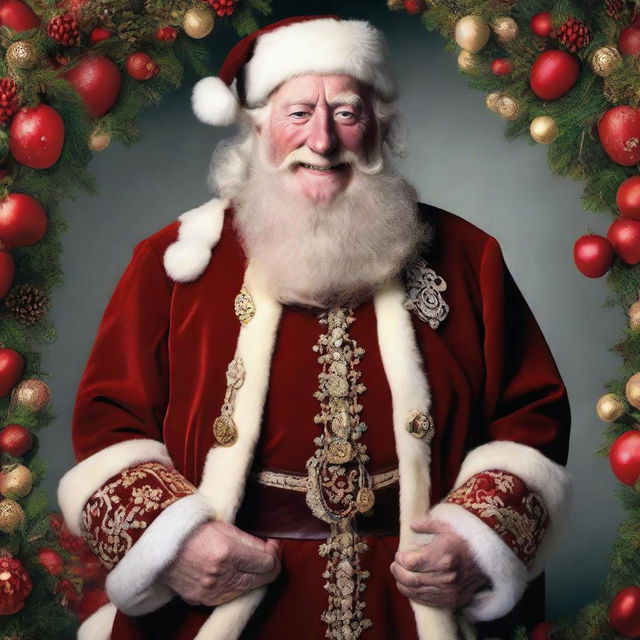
[4,285,50,326]
[207,0,236,17]
[0,78,19,125]
[605,0,625,19]
[47,13,81,47]
[553,16,591,53]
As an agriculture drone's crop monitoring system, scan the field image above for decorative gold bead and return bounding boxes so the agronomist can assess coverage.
[530,115,559,144]
[88,131,111,152]
[596,393,626,422]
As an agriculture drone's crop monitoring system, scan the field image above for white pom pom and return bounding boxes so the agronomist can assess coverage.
[192,76,239,126]
[163,240,213,282]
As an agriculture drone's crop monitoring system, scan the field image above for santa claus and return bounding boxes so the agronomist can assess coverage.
[57,15,571,640]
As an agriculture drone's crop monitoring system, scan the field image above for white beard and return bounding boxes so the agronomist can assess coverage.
[218,134,426,309]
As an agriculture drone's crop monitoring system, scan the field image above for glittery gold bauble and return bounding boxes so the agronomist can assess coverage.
[626,373,640,410]
[5,41,39,70]
[458,50,481,74]
[530,115,559,144]
[485,91,502,112]
[596,393,626,422]
[629,301,640,330]
[455,15,490,53]
[492,16,518,44]
[0,500,24,533]
[0,465,32,500]
[183,8,214,39]
[386,0,404,9]
[496,95,520,120]
[591,45,622,78]
[9,379,50,414]
[88,131,111,152]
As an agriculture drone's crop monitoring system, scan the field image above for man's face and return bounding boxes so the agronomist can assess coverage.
[260,74,378,204]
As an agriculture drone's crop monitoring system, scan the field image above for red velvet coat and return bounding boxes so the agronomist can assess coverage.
[61,202,570,640]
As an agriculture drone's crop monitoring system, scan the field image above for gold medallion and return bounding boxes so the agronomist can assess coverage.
[234,286,256,325]
[356,487,375,513]
[327,441,354,464]
[404,409,435,441]
[213,415,238,447]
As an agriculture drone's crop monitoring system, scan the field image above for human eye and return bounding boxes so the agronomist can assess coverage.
[334,109,358,123]
[289,108,311,120]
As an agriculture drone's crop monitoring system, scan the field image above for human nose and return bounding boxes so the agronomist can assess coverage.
[306,107,336,155]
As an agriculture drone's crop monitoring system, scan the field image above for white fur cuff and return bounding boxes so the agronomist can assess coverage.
[78,602,117,640]
[106,492,215,616]
[57,439,172,536]
[428,502,528,622]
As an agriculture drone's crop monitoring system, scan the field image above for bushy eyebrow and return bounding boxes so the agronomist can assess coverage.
[282,93,365,110]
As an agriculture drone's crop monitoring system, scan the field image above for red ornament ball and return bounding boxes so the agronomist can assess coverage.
[608,218,640,264]
[530,50,579,101]
[0,349,22,397]
[154,26,178,42]
[37,548,63,576]
[598,106,640,166]
[619,19,640,57]
[491,59,513,76]
[0,0,39,32]
[531,12,553,38]
[0,252,14,300]
[0,193,47,248]
[573,234,614,278]
[403,0,424,14]
[610,585,640,637]
[0,424,32,456]
[89,27,112,44]
[617,176,640,220]
[528,621,553,640]
[125,52,159,81]
[610,431,640,486]
[64,56,121,119]
[0,556,32,615]
[9,104,64,169]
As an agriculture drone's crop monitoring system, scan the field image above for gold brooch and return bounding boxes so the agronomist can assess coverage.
[212,357,245,447]
[234,286,255,325]
[404,409,435,442]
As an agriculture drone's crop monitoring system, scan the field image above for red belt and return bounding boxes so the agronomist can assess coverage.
[236,468,400,539]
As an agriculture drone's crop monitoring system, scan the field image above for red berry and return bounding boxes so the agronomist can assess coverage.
[206,0,236,17]
[154,26,178,42]
[125,52,159,81]
[403,0,424,14]
[531,12,553,38]
[89,27,112,44]
[38,548,63,576]
[47,13,80,47]
[0,77,19,124]
[491,58,513,76]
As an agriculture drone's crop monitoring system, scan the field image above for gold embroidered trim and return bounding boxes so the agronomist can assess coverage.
[252,467,399,493]
[213,356,245,446]
[234,286,256,325]
[305,307,372,639]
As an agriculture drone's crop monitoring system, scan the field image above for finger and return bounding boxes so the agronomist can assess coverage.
[397,547,454,573]
[390,561,424,589]
[235,545,279,574]
[411,519,451,535]
[265,538,282,558]
[223,525,275,552]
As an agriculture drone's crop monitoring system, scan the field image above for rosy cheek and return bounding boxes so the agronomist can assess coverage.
[338,124,371,154]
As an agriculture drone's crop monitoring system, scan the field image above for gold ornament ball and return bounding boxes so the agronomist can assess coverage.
[485,91,502,113]
[89,131,111,152]
[629,301,640,330]
[497,95,520,120]
[457,50,481,74]
[591,46,622,78]
[455,15,490,53]
[10,379,50,414]
[626,373,640,410]
[183,8,215,39]
[6,41,39,70]
[596,393,626,422]
[530,116,559,144]
[0,499,25,533]
[0,465,32,500]
[492,16,518,44]
[386,0,404,9]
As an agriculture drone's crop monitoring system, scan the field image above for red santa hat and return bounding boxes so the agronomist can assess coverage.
[191,15,398,126]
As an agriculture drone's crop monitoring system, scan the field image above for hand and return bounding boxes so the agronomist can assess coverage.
[161,521,281,607]
[390,519,489,609]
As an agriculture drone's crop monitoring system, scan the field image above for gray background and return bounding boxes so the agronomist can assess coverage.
[39,0,622,623]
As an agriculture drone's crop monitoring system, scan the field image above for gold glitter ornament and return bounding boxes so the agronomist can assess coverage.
[497,95,520,120]
[183,8,215,39]
[492,16,518,44]
[0,465,32,500]
[530,115,559,144]
[596,393,626,422]
[591,45,622,78]
[626,373,640,410]
[485,91,502,112]
[629,301,640,330]
[457,50,481,74]
[0,499,24,533]
[89,131,111,152]
[386,0,404,9]
[455,15,490,53]
[6,41,39,69]
[9,379,51,414]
